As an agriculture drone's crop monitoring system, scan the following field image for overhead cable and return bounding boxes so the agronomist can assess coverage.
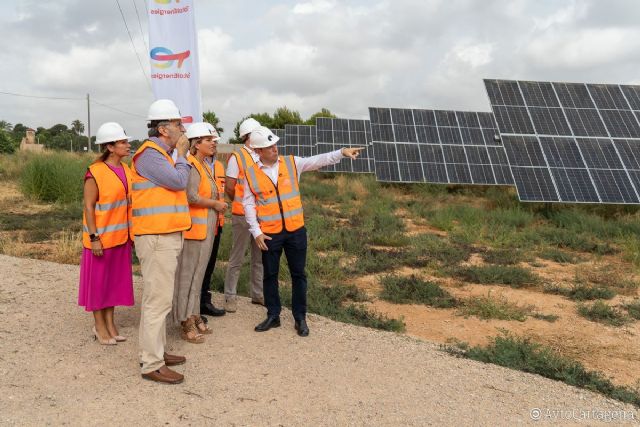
[115,0,152,92]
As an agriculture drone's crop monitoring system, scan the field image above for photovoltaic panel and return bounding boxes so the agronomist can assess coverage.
[282,125,316,157]
[315,118,375,173]
[368,107,513,185]
[485,79,640,203]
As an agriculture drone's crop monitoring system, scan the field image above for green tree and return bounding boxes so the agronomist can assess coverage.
[0,130,16,154]
[271,106,303,129]
[0,120,13,132]
[228,112,274,144]
[202,110,224,135]
[71,119,85,135]
[304,108,336,125]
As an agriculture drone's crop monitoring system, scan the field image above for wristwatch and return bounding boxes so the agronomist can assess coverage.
[89,233,100,242]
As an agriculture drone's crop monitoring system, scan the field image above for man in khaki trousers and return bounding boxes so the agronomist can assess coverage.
[132,99,192,384]
[223,118,264,312]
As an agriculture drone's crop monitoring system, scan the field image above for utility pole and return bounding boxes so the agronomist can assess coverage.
[87,93,91,152]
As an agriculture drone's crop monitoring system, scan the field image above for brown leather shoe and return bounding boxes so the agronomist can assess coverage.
[251,296,265,306]
[142,365,184,384]
[163,353,186,366]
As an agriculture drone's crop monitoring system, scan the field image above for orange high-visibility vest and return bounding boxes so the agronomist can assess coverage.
[230,146,256,216]
[82,161,133,249]
[183,156,226,240]
[245,155,304,234]
[131,140,191,236]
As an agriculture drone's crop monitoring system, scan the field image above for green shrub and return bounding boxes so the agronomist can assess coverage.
[538,248,582,264]
[486,208,535,229]
[452,265,539,288]
[20,152,91,203]
[481,248,525,265]
[577,301,630,327]
[543,284,616,301]
[447,334,640,406]
[379,275,457,308]
[402,234,471,268]
[460,294,531,321]
[622,299,640,320]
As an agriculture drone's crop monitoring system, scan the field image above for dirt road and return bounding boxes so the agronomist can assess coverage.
[0,255,636,425]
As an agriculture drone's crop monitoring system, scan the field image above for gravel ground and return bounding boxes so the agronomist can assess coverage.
[0,254,637,426]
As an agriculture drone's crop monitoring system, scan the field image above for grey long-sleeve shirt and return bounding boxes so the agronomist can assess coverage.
[134,137,190,190]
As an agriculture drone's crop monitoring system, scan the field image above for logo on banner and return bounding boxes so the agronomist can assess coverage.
[154,0,177,4]
[150,47,191,69]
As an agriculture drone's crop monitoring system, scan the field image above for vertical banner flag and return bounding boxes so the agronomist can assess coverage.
[147,0,201,124]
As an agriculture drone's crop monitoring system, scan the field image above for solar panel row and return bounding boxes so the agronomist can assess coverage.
[368,107,513,186]
[316,118,375,173]
[485,79,640,203]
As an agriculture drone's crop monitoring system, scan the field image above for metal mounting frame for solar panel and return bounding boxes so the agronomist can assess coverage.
[368,107,514,185]
[485,79,640,204]
[315,117,375,173]
[282,125,316,157]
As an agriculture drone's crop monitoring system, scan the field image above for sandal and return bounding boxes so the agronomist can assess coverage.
[195,315,213,335]
[180,317,205,344]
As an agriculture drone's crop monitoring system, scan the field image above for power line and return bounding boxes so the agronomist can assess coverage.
[115,0,152,92]
[132,0,149,54]
[91,99,146,118]
[0,91,83,101]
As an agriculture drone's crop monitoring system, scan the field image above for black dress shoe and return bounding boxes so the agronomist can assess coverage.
[201,303,225,317]
[295,319,309,337]
[254,316,281,332]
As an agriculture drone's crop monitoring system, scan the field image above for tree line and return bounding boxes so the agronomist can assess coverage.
[0,106,336,153]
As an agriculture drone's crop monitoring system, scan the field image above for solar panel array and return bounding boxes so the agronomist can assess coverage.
[281,125,316,157]
[316,118,375,173]
[368,107,514,185]
[485,79,640,203]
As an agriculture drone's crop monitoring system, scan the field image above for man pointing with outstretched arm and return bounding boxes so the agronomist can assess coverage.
[242,126,364,337]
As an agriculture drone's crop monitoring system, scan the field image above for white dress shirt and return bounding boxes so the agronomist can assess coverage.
[243,149,344,238]
[225,145,260,179]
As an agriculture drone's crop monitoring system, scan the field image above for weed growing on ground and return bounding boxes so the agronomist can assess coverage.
[379,275,457,308]
[481,248,526,265]
[537,248,583,264]
[622,299,640,320]
[543,284,616,301]
[452,265,540,288]
[49,229,82,264]
[577,301,631,327]
[401,234,471,268]
[445,334,640,406]
[531,313,559,322]
[459,294,532,321]
[20,152,91,204]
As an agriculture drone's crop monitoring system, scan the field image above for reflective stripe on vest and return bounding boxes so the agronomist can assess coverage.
[245,155,304,234]
[231,146,256,216]
[131,140,191,235]
[183,155,212,240]
[82,161,133,249]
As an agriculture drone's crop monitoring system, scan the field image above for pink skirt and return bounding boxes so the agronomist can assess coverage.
[78,240,134,312]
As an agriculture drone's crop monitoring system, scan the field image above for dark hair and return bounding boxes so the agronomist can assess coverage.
[97,142,115,162]
[147,120,170,137]
[241,134,250,143]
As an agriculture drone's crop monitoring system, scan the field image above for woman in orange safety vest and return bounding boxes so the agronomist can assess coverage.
[172,122,228,343]
[78,122,134,346]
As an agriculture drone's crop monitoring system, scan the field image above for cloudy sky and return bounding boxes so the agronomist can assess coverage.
[1,0,640,142]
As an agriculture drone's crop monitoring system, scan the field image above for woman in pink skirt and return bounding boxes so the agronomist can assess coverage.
[78,122,134,345]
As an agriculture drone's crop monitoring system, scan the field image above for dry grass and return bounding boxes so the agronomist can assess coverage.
[48,229,82,264]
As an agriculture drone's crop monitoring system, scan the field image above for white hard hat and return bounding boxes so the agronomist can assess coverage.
[239,117,261,138]
[147,99,181,121]
[249,126,279,149]
[95,122,132,145]
[204,122,221,141]
[186,122,213,140]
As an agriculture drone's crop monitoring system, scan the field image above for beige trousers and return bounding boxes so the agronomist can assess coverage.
[135,232,183,374]
[224,215,263,300]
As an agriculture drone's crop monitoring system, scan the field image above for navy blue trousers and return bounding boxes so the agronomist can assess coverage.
[262,227,307,321]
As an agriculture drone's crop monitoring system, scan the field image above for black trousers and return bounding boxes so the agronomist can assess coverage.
[200,226,223,307]
[262,226,307,322]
